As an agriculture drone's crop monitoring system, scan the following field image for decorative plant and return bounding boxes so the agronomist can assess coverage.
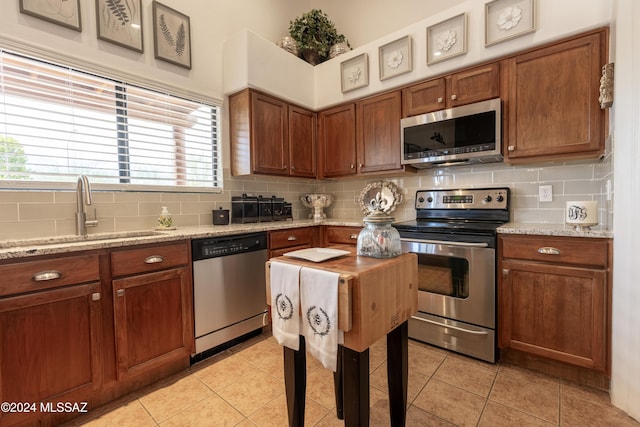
[288,9,349,65]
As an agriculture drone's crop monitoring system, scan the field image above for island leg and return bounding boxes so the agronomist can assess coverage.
[387,321,409,427]
[283,336,306,427]
[333,345,344,419]
[342,346,370,426]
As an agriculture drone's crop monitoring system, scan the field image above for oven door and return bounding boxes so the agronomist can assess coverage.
[400,237,495,329]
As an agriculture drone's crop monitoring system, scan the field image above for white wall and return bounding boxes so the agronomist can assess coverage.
[610,0,640,420]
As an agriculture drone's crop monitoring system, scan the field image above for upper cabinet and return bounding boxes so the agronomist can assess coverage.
[501,29,608,163]
[229,89,316,178]
[318,103,357,178]
[319,91,406,178]
[402,63,500,117]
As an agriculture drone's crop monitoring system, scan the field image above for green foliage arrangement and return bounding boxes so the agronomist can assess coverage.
[288,9,349,65]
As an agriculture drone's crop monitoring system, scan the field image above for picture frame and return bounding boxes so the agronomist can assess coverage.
[426,13,467,65]
[19,0,82,32]
[96,0,143,52]
[485,0,536,47]
[152,1,192,69]
[341,53,369,93]
[378,36,413,81]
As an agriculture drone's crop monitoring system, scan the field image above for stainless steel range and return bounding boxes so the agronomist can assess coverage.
[393,187,510,363]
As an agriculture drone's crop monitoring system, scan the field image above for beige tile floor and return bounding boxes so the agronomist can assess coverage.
[67,333,639,426]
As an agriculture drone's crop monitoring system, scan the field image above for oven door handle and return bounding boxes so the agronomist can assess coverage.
[411,315,490,335]
[400,238,489,248]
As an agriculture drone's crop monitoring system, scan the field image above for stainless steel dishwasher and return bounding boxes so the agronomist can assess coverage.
[191,232,268,361]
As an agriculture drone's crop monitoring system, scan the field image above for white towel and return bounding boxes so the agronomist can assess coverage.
[270,261,302,350]
[300,267,342,372]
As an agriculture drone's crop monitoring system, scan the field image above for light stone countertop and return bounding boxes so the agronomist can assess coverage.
[0,219,365,261]
[498,222,613,239]
[1,220,613,261]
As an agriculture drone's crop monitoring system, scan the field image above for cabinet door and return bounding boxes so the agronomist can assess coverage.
[0,283,102,425]
[499,261,607,371]
[113,267,193,380]
[318,103,357,178]
[251,91,289,175]
[288,105,317,178]
[402,78,446,116]
[357,91,403,173]
[448,63,500,107]
[503,31,607,162]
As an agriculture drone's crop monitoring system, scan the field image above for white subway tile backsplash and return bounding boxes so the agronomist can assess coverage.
[0,157,613,240]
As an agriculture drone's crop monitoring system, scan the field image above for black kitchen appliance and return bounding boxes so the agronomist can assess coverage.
[271,196,286,220]
[258,196,272,222]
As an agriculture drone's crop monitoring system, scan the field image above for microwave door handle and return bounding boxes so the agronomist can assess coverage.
[400,238,489,248]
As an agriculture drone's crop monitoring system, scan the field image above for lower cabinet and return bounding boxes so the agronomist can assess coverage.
[0,255,103,426]
[498,235,611,373]
[268,226,318,258]
[113,267,192,380]
[111,242,193,381]
[322,225,362,246]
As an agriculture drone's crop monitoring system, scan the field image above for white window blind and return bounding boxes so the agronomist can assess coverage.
[0,48,221,192]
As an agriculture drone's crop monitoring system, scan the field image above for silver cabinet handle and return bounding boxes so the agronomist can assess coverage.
[359,163,363,168]
[116,289,125,297]
[508,145,515,152]
[144,255,164,264]
[32,270,62,282]
[287,236,297,241]
[349,234,358,239]
[451,94,457,100]
[437,97,443,103]
[91,292,101,301]
[538,247,561,255]
[350,164,355,169]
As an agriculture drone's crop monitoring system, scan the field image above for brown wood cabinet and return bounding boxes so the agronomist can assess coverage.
[319,91,407,178]
[501,29,608,163]
[356,91,403,173]
[229,89,316,178]
[322,225,362,246]
[402,63,500,117]
[0,254,103,426]
[111,241,193,381]
[318,103,357,178]
[498,234,612,373]
[268,227,318,258]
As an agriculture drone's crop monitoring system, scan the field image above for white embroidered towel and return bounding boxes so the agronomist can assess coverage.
[300,267,342,372]
[270,261,302,350]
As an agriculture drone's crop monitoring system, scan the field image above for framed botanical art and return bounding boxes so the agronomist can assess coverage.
[426,13,467,65]
[152,1,192,69]
[378,36,413,81]
[19,0,82,31]
[341,53,369,93]
[96,0,143,52]
[485,0,536,46]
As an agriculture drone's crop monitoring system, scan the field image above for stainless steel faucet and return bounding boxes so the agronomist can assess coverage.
[76,175,98,235]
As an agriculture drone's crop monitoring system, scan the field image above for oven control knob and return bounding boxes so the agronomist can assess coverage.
[483,195,492,203]
[496,194,504,202]
[418,196,425,203]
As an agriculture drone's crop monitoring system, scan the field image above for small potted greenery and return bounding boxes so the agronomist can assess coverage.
[288,9,349,65]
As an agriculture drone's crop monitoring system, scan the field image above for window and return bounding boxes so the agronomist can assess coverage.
[0,49,221,192]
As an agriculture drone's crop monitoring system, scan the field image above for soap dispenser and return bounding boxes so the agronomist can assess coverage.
[157,206,174,229]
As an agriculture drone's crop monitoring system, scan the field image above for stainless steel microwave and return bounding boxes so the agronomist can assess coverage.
[401,98,502,168]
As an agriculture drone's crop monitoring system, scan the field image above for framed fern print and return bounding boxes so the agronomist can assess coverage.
[19,0,82,31]
[96,0,143,52]
[152,1,191,69]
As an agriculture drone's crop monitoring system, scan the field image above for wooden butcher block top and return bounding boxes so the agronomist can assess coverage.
[266,245,418,353]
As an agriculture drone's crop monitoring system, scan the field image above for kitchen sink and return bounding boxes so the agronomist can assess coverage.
[0,230,167,249]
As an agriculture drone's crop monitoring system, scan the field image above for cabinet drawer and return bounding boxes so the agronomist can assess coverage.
[269,227,315,250]
[500,235,609,268]
[324,226,362,245]
[111,241,189,277]
[0,254,100,296]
